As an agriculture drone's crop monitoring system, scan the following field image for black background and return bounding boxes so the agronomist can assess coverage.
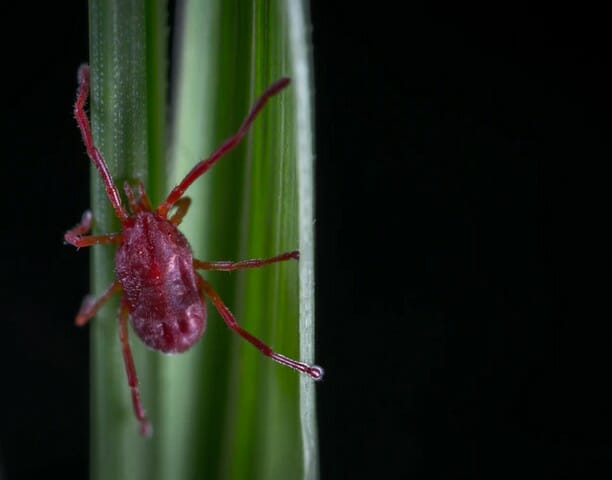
[1,2,609,479]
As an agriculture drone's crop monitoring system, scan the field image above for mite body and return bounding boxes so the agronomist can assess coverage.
[116,211,205,354]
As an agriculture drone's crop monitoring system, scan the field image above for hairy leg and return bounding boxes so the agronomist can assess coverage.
[74,65,128,223]
[65,210,122,248]
[198,275,322,380]
[194,250,298,271]
[157,77,291,217]
[75,281,122,326]
[169,197,192,225]
[118,301,152,437]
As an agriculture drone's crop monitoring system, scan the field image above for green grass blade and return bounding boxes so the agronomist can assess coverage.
[85,0,318,478]
[287,3,320,478]
[87,0,166,479]
[169,1,319,479]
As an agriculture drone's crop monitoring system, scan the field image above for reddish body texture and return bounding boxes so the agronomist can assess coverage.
[65,64,322,437]
[116,212,205,353]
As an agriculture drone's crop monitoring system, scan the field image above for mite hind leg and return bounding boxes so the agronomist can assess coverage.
[118,301,152,437]
[74,281,122,326]
[198,275,323,380]
[64,210,122,248]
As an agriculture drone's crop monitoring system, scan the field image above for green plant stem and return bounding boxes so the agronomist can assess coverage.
[287,3,320,478]
[85,0,318,478]
[88,0,166,479]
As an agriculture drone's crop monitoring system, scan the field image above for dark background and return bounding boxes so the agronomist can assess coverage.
[1,2,609,479]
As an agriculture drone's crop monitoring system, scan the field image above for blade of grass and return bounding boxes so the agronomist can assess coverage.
[167,2,254,477]
[287,2,320,479]
[168,1,319,479]
[158,2,227,478]
[87,0,166,479]
[85,0,317,478]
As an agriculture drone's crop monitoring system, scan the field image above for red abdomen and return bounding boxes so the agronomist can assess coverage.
[115,212,205,353]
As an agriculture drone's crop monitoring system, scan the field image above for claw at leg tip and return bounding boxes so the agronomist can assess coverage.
[140,420,153,438]
[309,365,324,381]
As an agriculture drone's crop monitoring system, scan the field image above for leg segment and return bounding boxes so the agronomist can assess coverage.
[118,301,152,437]
[136,181,152,211]
[123,180,152,214]
[194,250,299,271]
[74,64,129,223]
[65,210,122,248]
[169,197,192,225]
[123,182,140,214]
[157,77,291,217]
[198,276,323,380]
[75,280,122,326]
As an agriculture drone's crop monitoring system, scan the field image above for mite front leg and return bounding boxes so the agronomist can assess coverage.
[65,210,123,248]
[157,77,291,217]
[118,301,152,437]
[75,281,122,326]
[74,65,129,223]
[194,250,299,271]
[198,275,323,380]
[168,197,192,225]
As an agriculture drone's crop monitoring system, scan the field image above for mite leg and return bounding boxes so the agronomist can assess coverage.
[194,250,299,271]
[75,280,122,326]
[64,210,123,248]
[168,197,192,225]
[74,64,129,223]
[198,276,323,380]
[123,180,152,213]
[157,77,291,217]
[136,181,153,211]
[123,182,140,214]
[118,301,152,437]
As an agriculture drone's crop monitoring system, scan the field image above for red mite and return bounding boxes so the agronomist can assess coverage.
[65,64,323,436]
